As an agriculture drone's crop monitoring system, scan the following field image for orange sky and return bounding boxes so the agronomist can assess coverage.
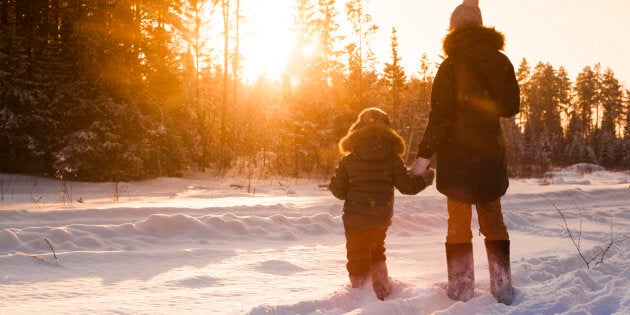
[236,0,629,87]
[370,0,630,86]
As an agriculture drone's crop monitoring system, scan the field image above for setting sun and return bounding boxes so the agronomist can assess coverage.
[240,0,293,82]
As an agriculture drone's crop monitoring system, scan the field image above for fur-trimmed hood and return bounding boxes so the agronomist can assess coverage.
[339,124,406,159]
[443,25,505,58]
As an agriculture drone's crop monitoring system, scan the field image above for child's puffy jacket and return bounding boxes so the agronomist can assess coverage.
[329,124,429,232]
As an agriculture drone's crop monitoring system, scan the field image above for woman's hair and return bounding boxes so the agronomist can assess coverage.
[349,107,391,132]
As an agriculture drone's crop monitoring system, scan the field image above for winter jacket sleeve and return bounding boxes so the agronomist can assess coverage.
[329,156,349,200]
[500,61,520,118]
[416,59,458,159]
[392,157,429,195]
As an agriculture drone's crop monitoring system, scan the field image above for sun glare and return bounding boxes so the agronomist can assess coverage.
[301,43,316,59]
[241,0,292,82]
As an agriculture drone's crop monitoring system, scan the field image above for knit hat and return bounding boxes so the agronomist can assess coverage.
[450,0,483,30]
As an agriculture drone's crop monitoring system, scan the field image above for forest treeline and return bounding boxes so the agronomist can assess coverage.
[1,0,629,182]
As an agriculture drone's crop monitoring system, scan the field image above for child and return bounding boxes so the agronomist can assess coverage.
[329,107,434,300]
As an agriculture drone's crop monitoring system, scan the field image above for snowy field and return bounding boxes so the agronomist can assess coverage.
[1,166,629,314]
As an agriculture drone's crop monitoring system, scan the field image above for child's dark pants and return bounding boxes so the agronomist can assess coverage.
[344,225,388,276]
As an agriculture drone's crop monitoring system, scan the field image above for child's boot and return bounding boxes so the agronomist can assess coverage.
[371,260,392,300]
[349,273,369,288]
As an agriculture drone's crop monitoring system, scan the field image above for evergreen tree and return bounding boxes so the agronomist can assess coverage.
[397,53,433,163]
[564,112,596,165]
[555,67,572,122]
[312,0,347,177]
[515,58,531,132]
[281,0,336,179]
[382,27,406,119]
[596,68,623,168]
[554,66,572,165]
[219,0,232,166]
[344,0,379,112]
[524,62,564,166]
[316,0,344,95]
[600,68,623,136]
[574,65,600,137]
[502,117,525,177]
[179,0,219,172]
[521,121,543,176]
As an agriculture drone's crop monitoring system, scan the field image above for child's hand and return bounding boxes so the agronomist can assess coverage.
[422,168,435,186]
[410,157,431,175]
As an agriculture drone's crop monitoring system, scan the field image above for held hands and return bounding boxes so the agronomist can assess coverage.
[410,157,431,176]
[422,167,435,186]
[410,157,435,186]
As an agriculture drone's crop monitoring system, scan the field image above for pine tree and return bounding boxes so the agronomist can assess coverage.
[314,0,346,172]
[344,0,379,112]
[574,65,600,137]
[564,113,585,164]
[398,53,433,163]
[525,62,564,166]
[502,118,525,176]
[596,68,623,168]
[220,0,231,164]
[281,0,338,179]
[554,66,572,165]
[516,58,531,132]
[555,67,572,122]
[600,68,623,136]
[179,0,218,172]
[316,0,344,95]
[382,27,406,120]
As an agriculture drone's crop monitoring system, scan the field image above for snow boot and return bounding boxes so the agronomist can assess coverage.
[445,242,474,302]
[485,239,513,305]
[349,273,370,289]
[371,261,392,300]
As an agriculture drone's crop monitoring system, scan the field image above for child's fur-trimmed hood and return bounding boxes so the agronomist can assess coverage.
[339,124,406,159]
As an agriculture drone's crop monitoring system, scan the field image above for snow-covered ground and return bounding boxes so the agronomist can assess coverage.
[1,166,629,314]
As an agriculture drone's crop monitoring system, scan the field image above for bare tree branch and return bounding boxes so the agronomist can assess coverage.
[44,238,58,260]
[542,194,625,269]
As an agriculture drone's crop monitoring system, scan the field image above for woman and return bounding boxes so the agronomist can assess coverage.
[410,0,520,305]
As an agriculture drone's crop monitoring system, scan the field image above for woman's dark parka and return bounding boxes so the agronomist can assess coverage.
[416,25,520,203]
[330,124,428,232]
